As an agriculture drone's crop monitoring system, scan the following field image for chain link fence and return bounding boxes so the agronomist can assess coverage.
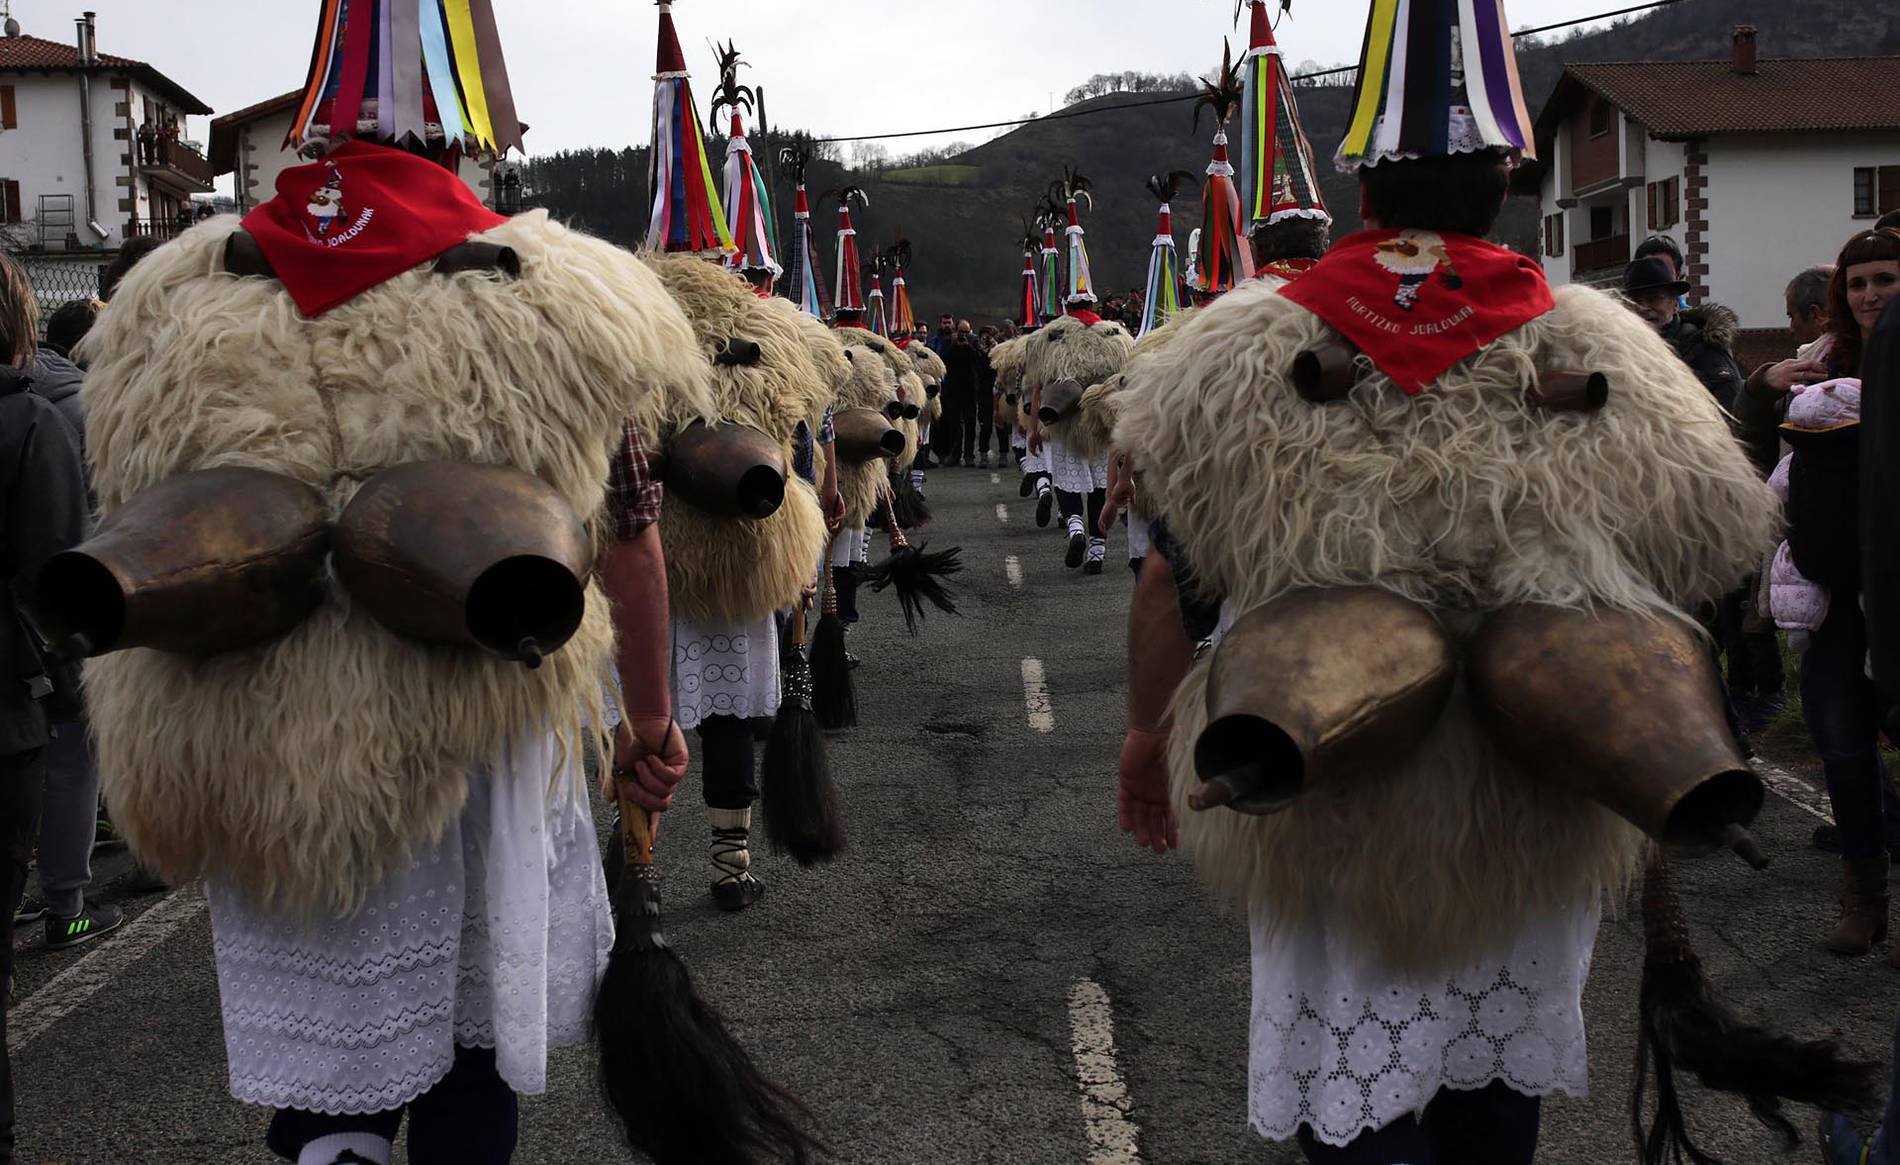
[13,254,105,335]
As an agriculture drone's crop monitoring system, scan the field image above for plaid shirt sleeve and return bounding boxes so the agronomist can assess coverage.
[818,404,836,445]
[606,416,664,539]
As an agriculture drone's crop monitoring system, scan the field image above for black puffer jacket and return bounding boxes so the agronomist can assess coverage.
[1662,303,1744,413]
[0,365,87,754]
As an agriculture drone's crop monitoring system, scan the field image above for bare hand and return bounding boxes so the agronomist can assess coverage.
[1764,356,1829,393]
[1028,424,1044,456]
[602,716,689,812]
[1100,455,1134,536]
[1117,726,1178,855]
[822,486,846,532]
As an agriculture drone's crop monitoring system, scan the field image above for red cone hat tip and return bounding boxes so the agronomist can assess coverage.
[1250,2,1277,52]
[656,3,688,75]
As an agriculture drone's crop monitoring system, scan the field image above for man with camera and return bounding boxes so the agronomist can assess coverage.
[937,319,991,468]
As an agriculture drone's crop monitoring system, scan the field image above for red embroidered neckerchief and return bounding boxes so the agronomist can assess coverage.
[1279,229,1554,394]
[241,140,508,318]
[1065,307,1103,326]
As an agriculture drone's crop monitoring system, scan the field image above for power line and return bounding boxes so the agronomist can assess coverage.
[809,0,1684,145]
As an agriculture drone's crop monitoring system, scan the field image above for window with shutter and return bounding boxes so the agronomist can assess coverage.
[1667,178,1680,228]
[2,181,20,225]
[1646,183,1658,231]
[1857,168,1878,217]
[0,86,16,131]
[1880,167,1900,216]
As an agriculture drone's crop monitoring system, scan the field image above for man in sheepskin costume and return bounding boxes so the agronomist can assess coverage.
[638,253,833,912]
[34,6,735,1162]
[1025,309,1134,575]
[1109,2,1869,1162]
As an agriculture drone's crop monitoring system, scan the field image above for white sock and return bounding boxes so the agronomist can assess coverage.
[710,807,754,883]
[1088,538,1107,562]
[298,1132,392,1165]
[1066,514,1085,538]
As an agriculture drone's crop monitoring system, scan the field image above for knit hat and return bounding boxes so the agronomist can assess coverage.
[646,1,734,255]
[1141,172,1193,336]
[779,142,831,318]
[711,42,779,287]
[1336,0,1537,171]
[1238,2,1329,233]
[289,0,523,156]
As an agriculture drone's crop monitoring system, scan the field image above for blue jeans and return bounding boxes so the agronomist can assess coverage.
[1803,603,1894,861]
[1296,1082,1540,1165]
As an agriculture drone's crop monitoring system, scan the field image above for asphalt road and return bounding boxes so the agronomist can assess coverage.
[9,463,1896,1164]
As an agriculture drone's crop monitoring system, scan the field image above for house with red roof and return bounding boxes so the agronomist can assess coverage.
[0,12,212,251]
[1513,26,1900,365]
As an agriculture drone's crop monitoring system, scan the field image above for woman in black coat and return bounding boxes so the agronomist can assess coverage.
[1740,227,1900,957]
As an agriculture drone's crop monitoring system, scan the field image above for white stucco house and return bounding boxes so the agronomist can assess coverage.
[210,90,524,216]
[0,12,213,252]
[1513,26,1900,367]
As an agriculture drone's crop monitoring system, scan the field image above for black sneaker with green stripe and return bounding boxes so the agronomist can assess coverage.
[44,901,124,950]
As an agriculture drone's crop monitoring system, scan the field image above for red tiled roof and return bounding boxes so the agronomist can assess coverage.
[0,33,211,114]
[1562,57,1900,138]
[0,33,141,71]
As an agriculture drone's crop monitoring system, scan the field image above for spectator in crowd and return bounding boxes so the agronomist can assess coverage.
[19,296,119,951]
[0,251,90,1164]
[1788,265,1836,350]
[975,325,1000,467]
[936,318,988,468]
[1623,256,1744,410]
[1878,210,1900,233]
[1817,260,1900,1165]
[927,313,956,358]
[1635,233,1686,280]
[1736,228,1899,957]
[98,236,163,303]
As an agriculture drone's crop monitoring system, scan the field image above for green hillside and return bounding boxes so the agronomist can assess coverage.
[522,0,1892,323]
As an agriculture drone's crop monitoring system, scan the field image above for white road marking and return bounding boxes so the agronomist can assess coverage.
[995,504,1009,524]
[991,473,1001,485]
[1753,757,1831,823]
[9,887,206,1052]
[1068,978,1142,1165]
[1005,555,1024,588]
[1021,658,1055,733]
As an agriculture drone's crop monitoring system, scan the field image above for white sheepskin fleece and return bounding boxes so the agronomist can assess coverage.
[1024,316,1134,442]
[1117,279,1778,973]
[80,211,712,916]
[834,330,904,519]
[639,254,832,622]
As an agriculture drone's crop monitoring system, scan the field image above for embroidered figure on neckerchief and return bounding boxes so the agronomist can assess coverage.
[1372,230,1463,311]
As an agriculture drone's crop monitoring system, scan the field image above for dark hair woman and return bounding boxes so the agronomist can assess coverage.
[1739,228,1900,958]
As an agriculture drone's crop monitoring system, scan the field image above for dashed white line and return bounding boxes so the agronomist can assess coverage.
[9,887,206,1052]
[995,503,1009,524]
[1005,555,1024,588]
[1021,657,1054,733]
[1753,757,1831,823]
[1068,978,1142,1164]
[991,473,1002,485]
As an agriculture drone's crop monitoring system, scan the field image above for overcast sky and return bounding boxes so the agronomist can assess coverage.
[39,0,1621,156]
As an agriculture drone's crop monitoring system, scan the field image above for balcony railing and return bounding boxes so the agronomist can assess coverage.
[127,218,187,241]
[137,135,215,193]
[1572,233,1631,276]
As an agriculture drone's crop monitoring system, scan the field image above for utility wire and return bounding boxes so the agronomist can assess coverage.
[809,0,1683,145]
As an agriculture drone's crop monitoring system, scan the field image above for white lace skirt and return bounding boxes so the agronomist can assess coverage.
[1247,896,1599,1147]
[1046,434,1108,493]
[209,735,613,1115]
[671,613,781,731]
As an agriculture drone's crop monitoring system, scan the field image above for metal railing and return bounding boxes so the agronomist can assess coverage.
[1572,234,1631,275]
[137,135,215,189]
